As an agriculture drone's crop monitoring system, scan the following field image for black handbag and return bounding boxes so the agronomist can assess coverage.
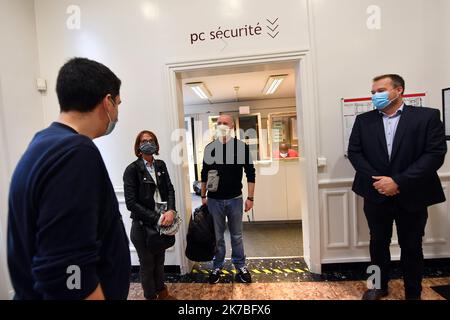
[143,202,175,253]
[144,223,175,253]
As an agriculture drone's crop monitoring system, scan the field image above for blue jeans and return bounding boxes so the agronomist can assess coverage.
[208,198,246,269]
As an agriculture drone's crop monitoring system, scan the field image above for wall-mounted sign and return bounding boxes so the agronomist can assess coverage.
[342,93,427,156]
[190,18,280,46]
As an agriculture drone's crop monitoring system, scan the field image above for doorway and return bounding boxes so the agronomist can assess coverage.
[165,52,321,274]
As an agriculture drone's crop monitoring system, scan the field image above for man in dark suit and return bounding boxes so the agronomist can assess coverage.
[348,74,447,300]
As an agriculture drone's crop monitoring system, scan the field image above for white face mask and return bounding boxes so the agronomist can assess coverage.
[216,124,231,139]
[280,152,288,158]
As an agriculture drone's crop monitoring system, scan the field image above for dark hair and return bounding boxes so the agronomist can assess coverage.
[134,130,160,157]
[56,57,121,113]
[373,74,405,95]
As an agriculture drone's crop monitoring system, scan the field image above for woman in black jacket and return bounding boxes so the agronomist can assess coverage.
[123,130,177,300]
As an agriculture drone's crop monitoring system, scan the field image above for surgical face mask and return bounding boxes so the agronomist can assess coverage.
[372,91,399,110]
[104,98,118,136]
[280,152,288,158]
[216,124,231,139]
[140,141,158,155]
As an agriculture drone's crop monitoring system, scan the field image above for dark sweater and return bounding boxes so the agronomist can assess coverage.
[7,122,131,300]
[201,138,256,200]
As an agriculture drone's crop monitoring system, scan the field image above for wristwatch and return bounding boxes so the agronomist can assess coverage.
[247,197,254,202]
[201,196,207,199]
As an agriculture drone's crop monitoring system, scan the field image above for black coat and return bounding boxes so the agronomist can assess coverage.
[348,105,447,211]
[123,158,176,225]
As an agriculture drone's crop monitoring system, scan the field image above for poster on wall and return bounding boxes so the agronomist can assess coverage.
[443,88,450,140]
[342,93,427,156]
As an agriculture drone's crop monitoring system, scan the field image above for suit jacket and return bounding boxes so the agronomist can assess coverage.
[348,105,447,211]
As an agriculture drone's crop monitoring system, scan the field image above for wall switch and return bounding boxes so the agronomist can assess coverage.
[317,157,327,168]
[36,78,47,92]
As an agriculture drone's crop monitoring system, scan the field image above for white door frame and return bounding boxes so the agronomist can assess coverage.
[0,78,13,299]
[165,50,322,274]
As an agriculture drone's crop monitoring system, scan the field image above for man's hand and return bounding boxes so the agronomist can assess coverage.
[160,211,175,227]
[372,176,400,197]
[201,197,207,206]
[245,199,254,212]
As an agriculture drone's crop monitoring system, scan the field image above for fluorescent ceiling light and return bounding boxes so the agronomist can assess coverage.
[262,74,288,95]
[186,82,212,100]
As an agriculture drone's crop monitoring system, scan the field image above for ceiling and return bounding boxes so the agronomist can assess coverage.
[182,67,296,106]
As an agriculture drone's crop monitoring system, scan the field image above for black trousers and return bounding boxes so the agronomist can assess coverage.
[131,220,166,299]
[363,199,428,298]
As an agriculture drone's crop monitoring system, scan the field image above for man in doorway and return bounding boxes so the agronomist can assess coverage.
[273,143,299,159]
[201,114,256,284]
[8,57,131,300]
[348,74,447,300]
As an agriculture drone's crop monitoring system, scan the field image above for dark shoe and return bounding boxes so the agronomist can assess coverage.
[362,289,389,300]
[235,267,252,284]
[208,268,221,284]
[156,286,177,300]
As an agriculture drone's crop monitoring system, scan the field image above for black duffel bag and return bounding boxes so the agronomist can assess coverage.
[185,205,216,262]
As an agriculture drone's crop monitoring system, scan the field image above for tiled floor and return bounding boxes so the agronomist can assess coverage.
[128,278,450,300]
[129,257,450,300]
[236,223,303,257]
[150,195,450,300]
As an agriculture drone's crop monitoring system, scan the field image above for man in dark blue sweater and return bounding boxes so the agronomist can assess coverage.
[7,58,131,300]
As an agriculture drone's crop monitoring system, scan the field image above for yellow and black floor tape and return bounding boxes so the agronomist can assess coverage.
[191,267,309,275]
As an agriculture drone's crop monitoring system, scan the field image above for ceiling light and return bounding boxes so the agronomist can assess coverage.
[186,82,212,100]
[262,75,288,95]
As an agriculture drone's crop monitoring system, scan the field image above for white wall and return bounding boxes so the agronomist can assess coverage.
[33,0,310,266]
[34,0,310,186]
[312,0,449,180]
[444,0,450,85]
[1,0,448,277]
[0,0,43,299]
[311,0,450,263]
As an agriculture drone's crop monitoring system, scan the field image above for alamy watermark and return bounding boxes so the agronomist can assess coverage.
[66,5,81,30]
[366,265,381,290]
[367,5,381,30]
[66,265,81,290]
[169,122,282,176]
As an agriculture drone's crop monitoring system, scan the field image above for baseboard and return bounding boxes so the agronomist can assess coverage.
[322,258,450,273]
[243,220,302,226]
[131,265,181,274]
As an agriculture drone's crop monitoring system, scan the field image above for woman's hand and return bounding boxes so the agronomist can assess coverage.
[160,211,175,227]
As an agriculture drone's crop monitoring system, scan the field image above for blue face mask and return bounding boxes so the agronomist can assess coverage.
[372,91,391,110]
[140,141,158,155]
[372,91,400,110]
